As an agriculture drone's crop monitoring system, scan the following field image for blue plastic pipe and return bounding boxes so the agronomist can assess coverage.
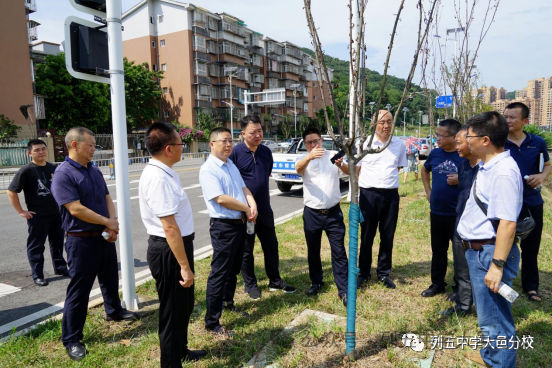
[346,203,363,355]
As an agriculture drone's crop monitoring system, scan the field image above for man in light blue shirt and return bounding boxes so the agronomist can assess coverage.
[199,127,257,336]
[457,112,522,368]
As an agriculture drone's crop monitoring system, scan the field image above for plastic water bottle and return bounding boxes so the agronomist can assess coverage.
[246,221,255,235]
[102,231,110,240]
[524,175,542,192]
[498,282,519,303]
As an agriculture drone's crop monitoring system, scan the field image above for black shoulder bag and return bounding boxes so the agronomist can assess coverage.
[472,175,535,243]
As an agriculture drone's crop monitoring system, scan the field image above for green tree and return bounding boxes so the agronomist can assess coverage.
[124,58,163,129]
[0,114,21,141]
[195,108,220,137]
[35,53,111,133]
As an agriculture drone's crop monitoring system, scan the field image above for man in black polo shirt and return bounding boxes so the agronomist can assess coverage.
[229,115,296,300]
[51,127,138,361]
[8,139,68,286]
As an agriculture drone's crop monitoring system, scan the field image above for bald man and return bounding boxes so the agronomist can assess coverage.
[356,110,407,289]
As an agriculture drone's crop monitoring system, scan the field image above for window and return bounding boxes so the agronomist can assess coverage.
[150,16,153,24]
[313,95,317,100]
[158,15,164,23]
[160,39,165,47]
[313,83,317,87]
[161,63,167,71]
[164,110,169,118]
[151,41,156,48]
[313,108,317,113]
[152,64,157,71]
[163,87,168,94]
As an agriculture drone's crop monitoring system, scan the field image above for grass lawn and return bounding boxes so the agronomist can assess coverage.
[1,178,551,367]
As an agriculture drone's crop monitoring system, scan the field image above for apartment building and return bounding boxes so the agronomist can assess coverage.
[502,77,552,126]
[0,0,41,139]
[121,0,332,134]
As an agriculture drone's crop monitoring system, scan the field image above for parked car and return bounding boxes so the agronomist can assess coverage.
[277,141,292,149]
[418,138,430,159]
[261,140,278,150]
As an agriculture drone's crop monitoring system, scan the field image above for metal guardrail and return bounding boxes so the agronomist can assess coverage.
[0,153,210,190]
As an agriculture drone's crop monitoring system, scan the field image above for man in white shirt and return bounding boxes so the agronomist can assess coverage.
[296,127,349,306]
[356,110,407,289]
[457,112,522,368]
[139,122,206,366]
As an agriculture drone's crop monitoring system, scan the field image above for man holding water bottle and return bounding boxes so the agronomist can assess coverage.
[457,112,523,368]
[199,127,257,336]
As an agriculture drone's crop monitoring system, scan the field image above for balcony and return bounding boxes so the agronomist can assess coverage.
[194,51,211,62]
[195,100,212,109]
[27,21,39,43]
[220,21,246,37]
[25,0,37,13]
[194,76,212,85]
[192,26,210,38]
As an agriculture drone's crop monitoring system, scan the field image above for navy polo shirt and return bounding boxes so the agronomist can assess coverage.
[229,142,273,213]
[456,160,479,217]
[51,157,110,233]
[505,133,549,207]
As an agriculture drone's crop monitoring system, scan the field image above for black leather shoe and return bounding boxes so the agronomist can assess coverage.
[379,276,396,289]
[105,309,140,322]
[357,276,370,289]
[421,284,446,297]
[307,282,324,296]
[54,269,70,277]
[66,343,86,361]
[339,294,348,307]
[446,291,457,302]
[438,305,473,316]
[223,303,249,316]
[206,325,234,338]
[34,278,49,286]
[182,349,207,362]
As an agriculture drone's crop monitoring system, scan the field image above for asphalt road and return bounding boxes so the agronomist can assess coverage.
[0,162,316,337]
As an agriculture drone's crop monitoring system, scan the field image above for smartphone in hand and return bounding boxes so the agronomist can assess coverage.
[330,150,346,164]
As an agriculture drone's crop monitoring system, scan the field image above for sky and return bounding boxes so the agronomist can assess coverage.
[31,0,551,92]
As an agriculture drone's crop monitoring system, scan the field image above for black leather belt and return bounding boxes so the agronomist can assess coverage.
[67,231,102,237]
[462,239,495,250]
[211,218,245,225]
[362,187,398,193]
[307,203,340,215]
[151,233,195,242]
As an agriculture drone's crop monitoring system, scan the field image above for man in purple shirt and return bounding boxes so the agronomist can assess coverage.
[51,127,138,361]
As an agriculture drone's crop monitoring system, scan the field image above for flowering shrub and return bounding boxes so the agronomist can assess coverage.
[179,127,207,142]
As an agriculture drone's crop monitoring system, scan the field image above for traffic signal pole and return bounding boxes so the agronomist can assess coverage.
[106,0,138,310]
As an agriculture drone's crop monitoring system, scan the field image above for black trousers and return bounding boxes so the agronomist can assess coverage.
[147,234,195,368]
[303,206,348,296]
[358,188,400,278]
[452,230,473,311]
[520,204,544,292]
[61,236,122,347]
[27,215,67,279]
[430,213,457,288]
[205,219,246,330]
[242,211,284,292]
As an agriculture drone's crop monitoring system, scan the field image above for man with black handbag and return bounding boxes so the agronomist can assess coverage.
[457,112,523,368]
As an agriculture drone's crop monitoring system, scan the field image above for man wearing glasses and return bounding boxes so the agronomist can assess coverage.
[356,110,407,290]
[138,122,206,366]
[199,127,257,336]
[229,115,296,301]
[420,119,464,299]
[296,127,349,306]
[458,112,522,368]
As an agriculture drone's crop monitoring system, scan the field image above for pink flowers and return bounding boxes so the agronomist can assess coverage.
[179,127,206,142]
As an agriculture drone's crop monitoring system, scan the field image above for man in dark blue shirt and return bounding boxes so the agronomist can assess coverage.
[439,126,478,316]
[51,127,138,361]
[421,119,464,298]
[229,115,296,300]
[504,102,551,302]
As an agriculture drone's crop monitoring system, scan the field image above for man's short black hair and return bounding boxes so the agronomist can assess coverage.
[438,119,462,136]
[209,127,231,141]
[27,139,46,151]
[505,102,530,120]
[302,127,321,141]
[458,125,469,133]
[240,114,262,130]
[467,111,509,148]
[145,122,177,156]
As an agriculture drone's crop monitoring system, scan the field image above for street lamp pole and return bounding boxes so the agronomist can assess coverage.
[224,66,239,141]
[418,111,423,138]
[402,107,409,136]
[290,84,302,138]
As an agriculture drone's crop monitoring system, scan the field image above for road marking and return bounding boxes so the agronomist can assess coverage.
[198,209,209,214]
[183,184,201,190]
[0,284,20,299]
[107,180,139,187]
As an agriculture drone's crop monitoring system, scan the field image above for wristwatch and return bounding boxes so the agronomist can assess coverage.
[492,259,506,268]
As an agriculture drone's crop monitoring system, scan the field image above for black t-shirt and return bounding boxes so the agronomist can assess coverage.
[8,162,59,216]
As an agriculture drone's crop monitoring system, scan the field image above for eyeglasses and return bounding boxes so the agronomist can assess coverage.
[304,138,321,146]
[436,134,452,139]
[377,122,394,127]
[465,134,486,140]
[212,139,233,145]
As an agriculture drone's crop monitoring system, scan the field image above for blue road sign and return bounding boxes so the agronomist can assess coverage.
[436,95,454,108]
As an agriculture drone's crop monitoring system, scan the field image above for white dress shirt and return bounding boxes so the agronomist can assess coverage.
[356,136,407,189]
[299,149,342,209]
[457,151,523,240]
[139,159,194,238]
